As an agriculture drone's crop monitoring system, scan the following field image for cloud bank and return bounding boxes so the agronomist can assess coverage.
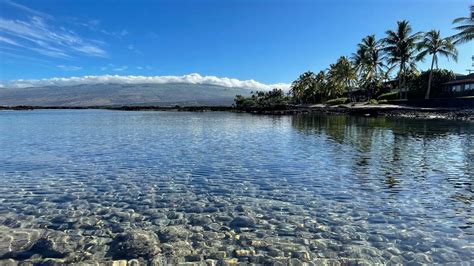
[2,73,291,91]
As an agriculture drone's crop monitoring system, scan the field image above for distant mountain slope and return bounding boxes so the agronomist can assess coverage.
[0,83,252,106]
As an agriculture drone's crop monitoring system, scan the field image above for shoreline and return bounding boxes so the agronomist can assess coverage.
[238,104,474,121]
[1,104,473,121]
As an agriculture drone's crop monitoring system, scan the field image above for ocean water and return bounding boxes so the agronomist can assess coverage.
[0,110,472,264]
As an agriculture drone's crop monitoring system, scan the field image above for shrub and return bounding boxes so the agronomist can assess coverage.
[377,92,399,101]
[367,99,378,105]
[326,97,348,105]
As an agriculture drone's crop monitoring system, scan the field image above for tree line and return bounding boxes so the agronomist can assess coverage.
[235,7,473,109]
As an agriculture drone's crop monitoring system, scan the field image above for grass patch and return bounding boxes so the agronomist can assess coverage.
[377,92,399,101]
[326,97,348,105]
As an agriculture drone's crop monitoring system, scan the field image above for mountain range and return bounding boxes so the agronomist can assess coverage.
[0,83,253,106]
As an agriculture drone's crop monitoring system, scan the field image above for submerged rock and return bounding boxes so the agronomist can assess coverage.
[229,216,256,228]
[189,215,213,226]
[0,228,77,261]
[5,238,70,260]
[234,249,255,257]
[158,226,190,243]
[0,227,44,259]
[208,251,227,260]
[234,205,248,212]
[109,230,160,260]
[29,238,69,258]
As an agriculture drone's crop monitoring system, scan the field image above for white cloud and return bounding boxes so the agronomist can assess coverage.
[113,66,128,71]
[0,35,22,46]
[0,3,107,58]
[0,50,52,64]
[99,64,128,72]
[2,0,53,19]
[30,47,70,58]
[99,29,128,38]
[57,65,82,71]
[127,44,141,54]
[1,73,291,91]
[119,29,128,37]
[68,17,128,38]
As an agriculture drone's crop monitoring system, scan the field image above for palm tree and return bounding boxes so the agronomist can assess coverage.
[352,35,386,99]
[384,20,421,99]
[301,71,327,103]
[290,71,316,104]
[363,35,386,85]
[352,45,367,77]
[327,56,357,101]
[452,6,474,45]
[314,71,327,102]
[416,30,458,99]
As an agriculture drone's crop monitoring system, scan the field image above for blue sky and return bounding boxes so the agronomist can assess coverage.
[0,0,472,86]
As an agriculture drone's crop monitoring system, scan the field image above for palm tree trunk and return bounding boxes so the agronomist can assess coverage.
[403,75,407,100]
[425,55,435,100]
[403,64,408,100]
[398,70,403,100]
[398,63,405,100]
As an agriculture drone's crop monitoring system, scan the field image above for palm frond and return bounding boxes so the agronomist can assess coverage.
[452,17,473,24]
[452,15,474,45]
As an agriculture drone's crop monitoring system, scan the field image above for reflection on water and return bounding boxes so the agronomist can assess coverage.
[293,115,473,196]
[0,110,472,264]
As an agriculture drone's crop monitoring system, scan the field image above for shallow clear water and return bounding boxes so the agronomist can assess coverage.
[0,110,473,264]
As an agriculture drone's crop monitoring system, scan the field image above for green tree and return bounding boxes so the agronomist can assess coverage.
[290,71,316,104]
[352,35,386,99]
[384,20,421,99]
[265,88,288,106]
[451,6,474,45]
[408,69,456,99]
[327,56,357,101]
[234,94,258,109]
[234,89,289,109]
[416,30,458,99]
[302,71,328,103]
[352,45,367,77]
[314,71,328,102]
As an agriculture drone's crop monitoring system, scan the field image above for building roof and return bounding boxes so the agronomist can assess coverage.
[443,73,474,85]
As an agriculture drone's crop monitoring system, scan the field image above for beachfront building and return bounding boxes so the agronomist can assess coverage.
[443,73,474,95]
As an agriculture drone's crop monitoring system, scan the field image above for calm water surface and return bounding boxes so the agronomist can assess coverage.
[0,110,473,264]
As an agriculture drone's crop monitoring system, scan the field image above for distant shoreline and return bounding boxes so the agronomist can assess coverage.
[0,105,234,112]
[1,104,473,121]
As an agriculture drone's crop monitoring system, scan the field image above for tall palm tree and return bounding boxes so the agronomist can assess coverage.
[314,71,327,102]
[416,30,458,99]
[327,56,357,101]
[352,35,386,99]
[352,45,367,77]
[290,71,316,104]
[363,35,386,85]
[384,20,421,99]
[452,6,474,45]
[352,45,369,96]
